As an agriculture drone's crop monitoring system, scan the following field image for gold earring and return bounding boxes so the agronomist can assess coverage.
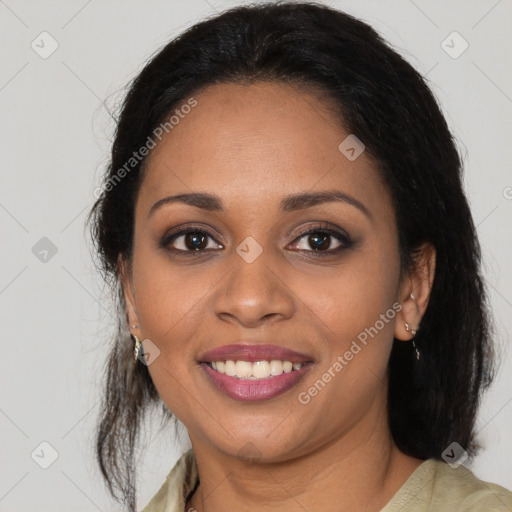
[404,322,420,360]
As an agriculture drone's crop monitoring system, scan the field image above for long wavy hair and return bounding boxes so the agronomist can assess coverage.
[87,2,495,510]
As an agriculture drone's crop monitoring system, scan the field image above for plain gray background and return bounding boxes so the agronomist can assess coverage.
[1,0,511,510]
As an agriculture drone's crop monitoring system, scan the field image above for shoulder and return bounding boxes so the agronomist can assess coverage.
[383,459,512,512]
[433,460,511,511]
[141,449,198,512]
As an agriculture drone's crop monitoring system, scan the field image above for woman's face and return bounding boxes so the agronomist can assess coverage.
[123,81,413,462]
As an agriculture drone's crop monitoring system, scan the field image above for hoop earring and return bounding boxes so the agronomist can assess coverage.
[404,322,420,360]
[132,334,142,362]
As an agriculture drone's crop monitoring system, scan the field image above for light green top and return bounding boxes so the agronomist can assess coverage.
[142,449,512,511]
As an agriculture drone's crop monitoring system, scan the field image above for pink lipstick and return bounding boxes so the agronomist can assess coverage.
[198,343,314,402]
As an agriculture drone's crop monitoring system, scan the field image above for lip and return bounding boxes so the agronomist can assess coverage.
[198,343,314,402]
[200,361,313,402]
[198,343,313,364]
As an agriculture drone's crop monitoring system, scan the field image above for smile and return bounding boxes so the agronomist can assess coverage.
[198,343,314,402]
[206,359,305,379]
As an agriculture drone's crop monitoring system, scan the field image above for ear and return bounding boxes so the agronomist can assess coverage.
[394,242,436,341]
[117,254,141,339]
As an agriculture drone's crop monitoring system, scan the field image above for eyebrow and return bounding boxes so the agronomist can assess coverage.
[149,189,372,220]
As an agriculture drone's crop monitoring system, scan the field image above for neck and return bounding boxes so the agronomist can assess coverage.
[187,411,423,512]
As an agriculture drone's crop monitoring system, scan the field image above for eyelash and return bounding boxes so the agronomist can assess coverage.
[160,223,354,257]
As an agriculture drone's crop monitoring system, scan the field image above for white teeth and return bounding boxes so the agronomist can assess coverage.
[253,361,271,379]
[225,360,236,377]
[269,360,283,376]
[209,359,305,379]
[235,361,253,378]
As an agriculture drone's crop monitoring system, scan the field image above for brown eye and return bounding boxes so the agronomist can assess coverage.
[183,232,208,250]
[289,225,353,254]
[162,228,224,253]
[305,233,337,251]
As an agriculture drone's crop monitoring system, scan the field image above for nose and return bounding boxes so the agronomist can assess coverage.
[212,248,295,328]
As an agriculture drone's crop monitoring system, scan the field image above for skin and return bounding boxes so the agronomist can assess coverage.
[121,81,436,512]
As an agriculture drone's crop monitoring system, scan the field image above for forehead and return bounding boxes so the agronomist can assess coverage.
[138,81,387,214]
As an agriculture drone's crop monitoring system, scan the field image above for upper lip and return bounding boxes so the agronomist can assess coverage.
[198,343,314,363]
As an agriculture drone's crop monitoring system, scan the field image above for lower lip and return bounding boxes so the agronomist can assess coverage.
[200,362,313,402]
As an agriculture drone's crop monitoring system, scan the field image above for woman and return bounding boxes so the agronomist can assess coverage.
[88,2,512,511]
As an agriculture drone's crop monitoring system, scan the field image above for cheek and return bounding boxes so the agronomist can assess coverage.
[131,242,215,341]
[304,244,401,403]
[314,249,399,339]
[130,250,211,419]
